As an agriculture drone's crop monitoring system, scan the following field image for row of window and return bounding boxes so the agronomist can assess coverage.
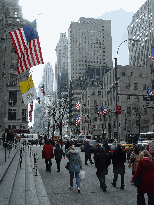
[8,109,26,121]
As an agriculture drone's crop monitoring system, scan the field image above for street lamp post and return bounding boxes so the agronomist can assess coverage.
[115,39,140,143]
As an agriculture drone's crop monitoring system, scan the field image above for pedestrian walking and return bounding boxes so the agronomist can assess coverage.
[54,143,65,172]
[65,139,71,150]
[65,145,83,193]
[131,150,154,205]
[128,146,140,175]
[111,143,126,189]
[85,141,94,165]
[42,140,53,173]
[95,146,111,192]
[93,144,101,162]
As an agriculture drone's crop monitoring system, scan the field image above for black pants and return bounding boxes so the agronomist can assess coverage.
[85,153,93,164]
[56,159,61,171]
[98,173,106,189]
[45,159,51,170]
[137,192,154,205]
[113,173,124,187]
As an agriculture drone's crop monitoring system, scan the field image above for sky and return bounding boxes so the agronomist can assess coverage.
[19,0,147,89]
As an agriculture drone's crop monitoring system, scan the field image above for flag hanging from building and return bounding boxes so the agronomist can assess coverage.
[101,106,107,115]
[151,46,154,61]
[147,86,154,96]
[10,20,44,74]
[29,101,33,122]
[40,85,45,96]
[19,75,37,105]
[75,116,81,126]
[75,101,81,110]
[36,97,40,104]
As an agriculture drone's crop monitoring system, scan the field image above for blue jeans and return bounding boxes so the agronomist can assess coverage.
[70,172,80,188]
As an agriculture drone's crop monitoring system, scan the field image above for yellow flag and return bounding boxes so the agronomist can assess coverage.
[19,75,34,94]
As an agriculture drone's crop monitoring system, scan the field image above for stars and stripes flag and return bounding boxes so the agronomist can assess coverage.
[147,86,154,96]
[75,101,81,110]
[40,85,45,96]
[75,116,81,126]
[151,46,154,61]
[101,106,107,115]
[97,108,101,118]
[10,20,44,74]
[36,97,40,104]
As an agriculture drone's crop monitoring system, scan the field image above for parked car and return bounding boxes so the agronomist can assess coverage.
[80,140,101,152]
[75,135,86,147]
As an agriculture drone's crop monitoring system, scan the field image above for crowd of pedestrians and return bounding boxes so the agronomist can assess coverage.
[41,137,154,204]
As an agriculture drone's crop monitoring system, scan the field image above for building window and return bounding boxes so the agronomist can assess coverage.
[126,83,130,89]
[22,109,26,121]
[143,84,146,90]
[12,125,16,129]
[134,96,139,102]
[113,121,116,128]
[127,95,130,101]
[144,108,147,115]
[134,83,138,90]
[8,125,11,129]
[98,91,101,96]
[9,90,17,105]
[8,74,18,86]
[122,72,125,76]
[8,109,16,120]
[127,107,131,115]
[152,80,154,90]
[94,117,97,121]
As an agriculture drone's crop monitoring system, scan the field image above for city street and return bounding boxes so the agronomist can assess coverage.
[32,145,148,205]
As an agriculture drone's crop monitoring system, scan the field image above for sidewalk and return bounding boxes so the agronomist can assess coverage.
[0,144,18,183]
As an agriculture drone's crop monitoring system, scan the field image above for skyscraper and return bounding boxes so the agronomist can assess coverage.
[128,0,154,67]
[68,17,112,82]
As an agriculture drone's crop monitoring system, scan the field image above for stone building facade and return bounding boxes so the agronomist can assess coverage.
[80,61,154,141]
[0,0,30,135]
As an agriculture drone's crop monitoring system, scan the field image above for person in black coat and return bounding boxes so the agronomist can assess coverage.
[54,143,65,172]
[65,139,71,150]
[95,146,111,192]
[111,144,126,189]
[85,141,94,165]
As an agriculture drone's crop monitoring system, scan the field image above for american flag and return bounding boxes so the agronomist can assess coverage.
[151,46,154,61]
[75,101,81,110]
[101,106,107,115]
[36,97,40,104]
[75,116,81,126]
[40,85,45,96]
[147,86,154,96]
[10,20,44,74]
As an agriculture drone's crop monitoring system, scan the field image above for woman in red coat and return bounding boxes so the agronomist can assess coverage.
[131,150,154,205]
[43,140,53,173]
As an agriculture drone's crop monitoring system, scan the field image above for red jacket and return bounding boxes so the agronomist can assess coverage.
[43,144,53,159]
[131,157,154,195]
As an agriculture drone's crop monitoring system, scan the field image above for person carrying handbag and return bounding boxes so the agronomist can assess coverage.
[65,145,83,193]
[131,150,154,205]
[128,146,140,176]
[42,139,53,173]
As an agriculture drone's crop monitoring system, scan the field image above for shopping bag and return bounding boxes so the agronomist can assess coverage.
[133,174,142,187]
[65,162,69,170]
[79,170,85,180]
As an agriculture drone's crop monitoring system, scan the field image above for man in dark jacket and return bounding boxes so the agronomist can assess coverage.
[111,144,126,189]
[65,139,71,150]
[85,141,94,165]
[95,146,111,192]
[42,140,53,173]
[54,143,65,172]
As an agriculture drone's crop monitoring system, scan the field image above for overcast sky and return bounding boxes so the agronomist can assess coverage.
[19,0,147,90]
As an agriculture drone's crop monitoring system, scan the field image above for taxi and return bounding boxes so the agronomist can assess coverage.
[119,141,133,151]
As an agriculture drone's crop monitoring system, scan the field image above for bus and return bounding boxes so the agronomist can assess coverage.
[20,133,38,144]
[138,132,154,142]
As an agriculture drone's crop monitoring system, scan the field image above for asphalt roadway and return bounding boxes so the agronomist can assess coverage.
[31,145,148,205]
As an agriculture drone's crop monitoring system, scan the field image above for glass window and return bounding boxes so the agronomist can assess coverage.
[22,109,26,121]
[134,83,138,90]
[8,109,16,120]
[9,90,17,105]
[127,107,131,115]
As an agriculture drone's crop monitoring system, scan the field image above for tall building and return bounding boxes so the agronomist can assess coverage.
[55,33,68,99]
[68,17,112,82]
[0,0,30,135]
[42,62,54,95]
[128,0,154,67]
